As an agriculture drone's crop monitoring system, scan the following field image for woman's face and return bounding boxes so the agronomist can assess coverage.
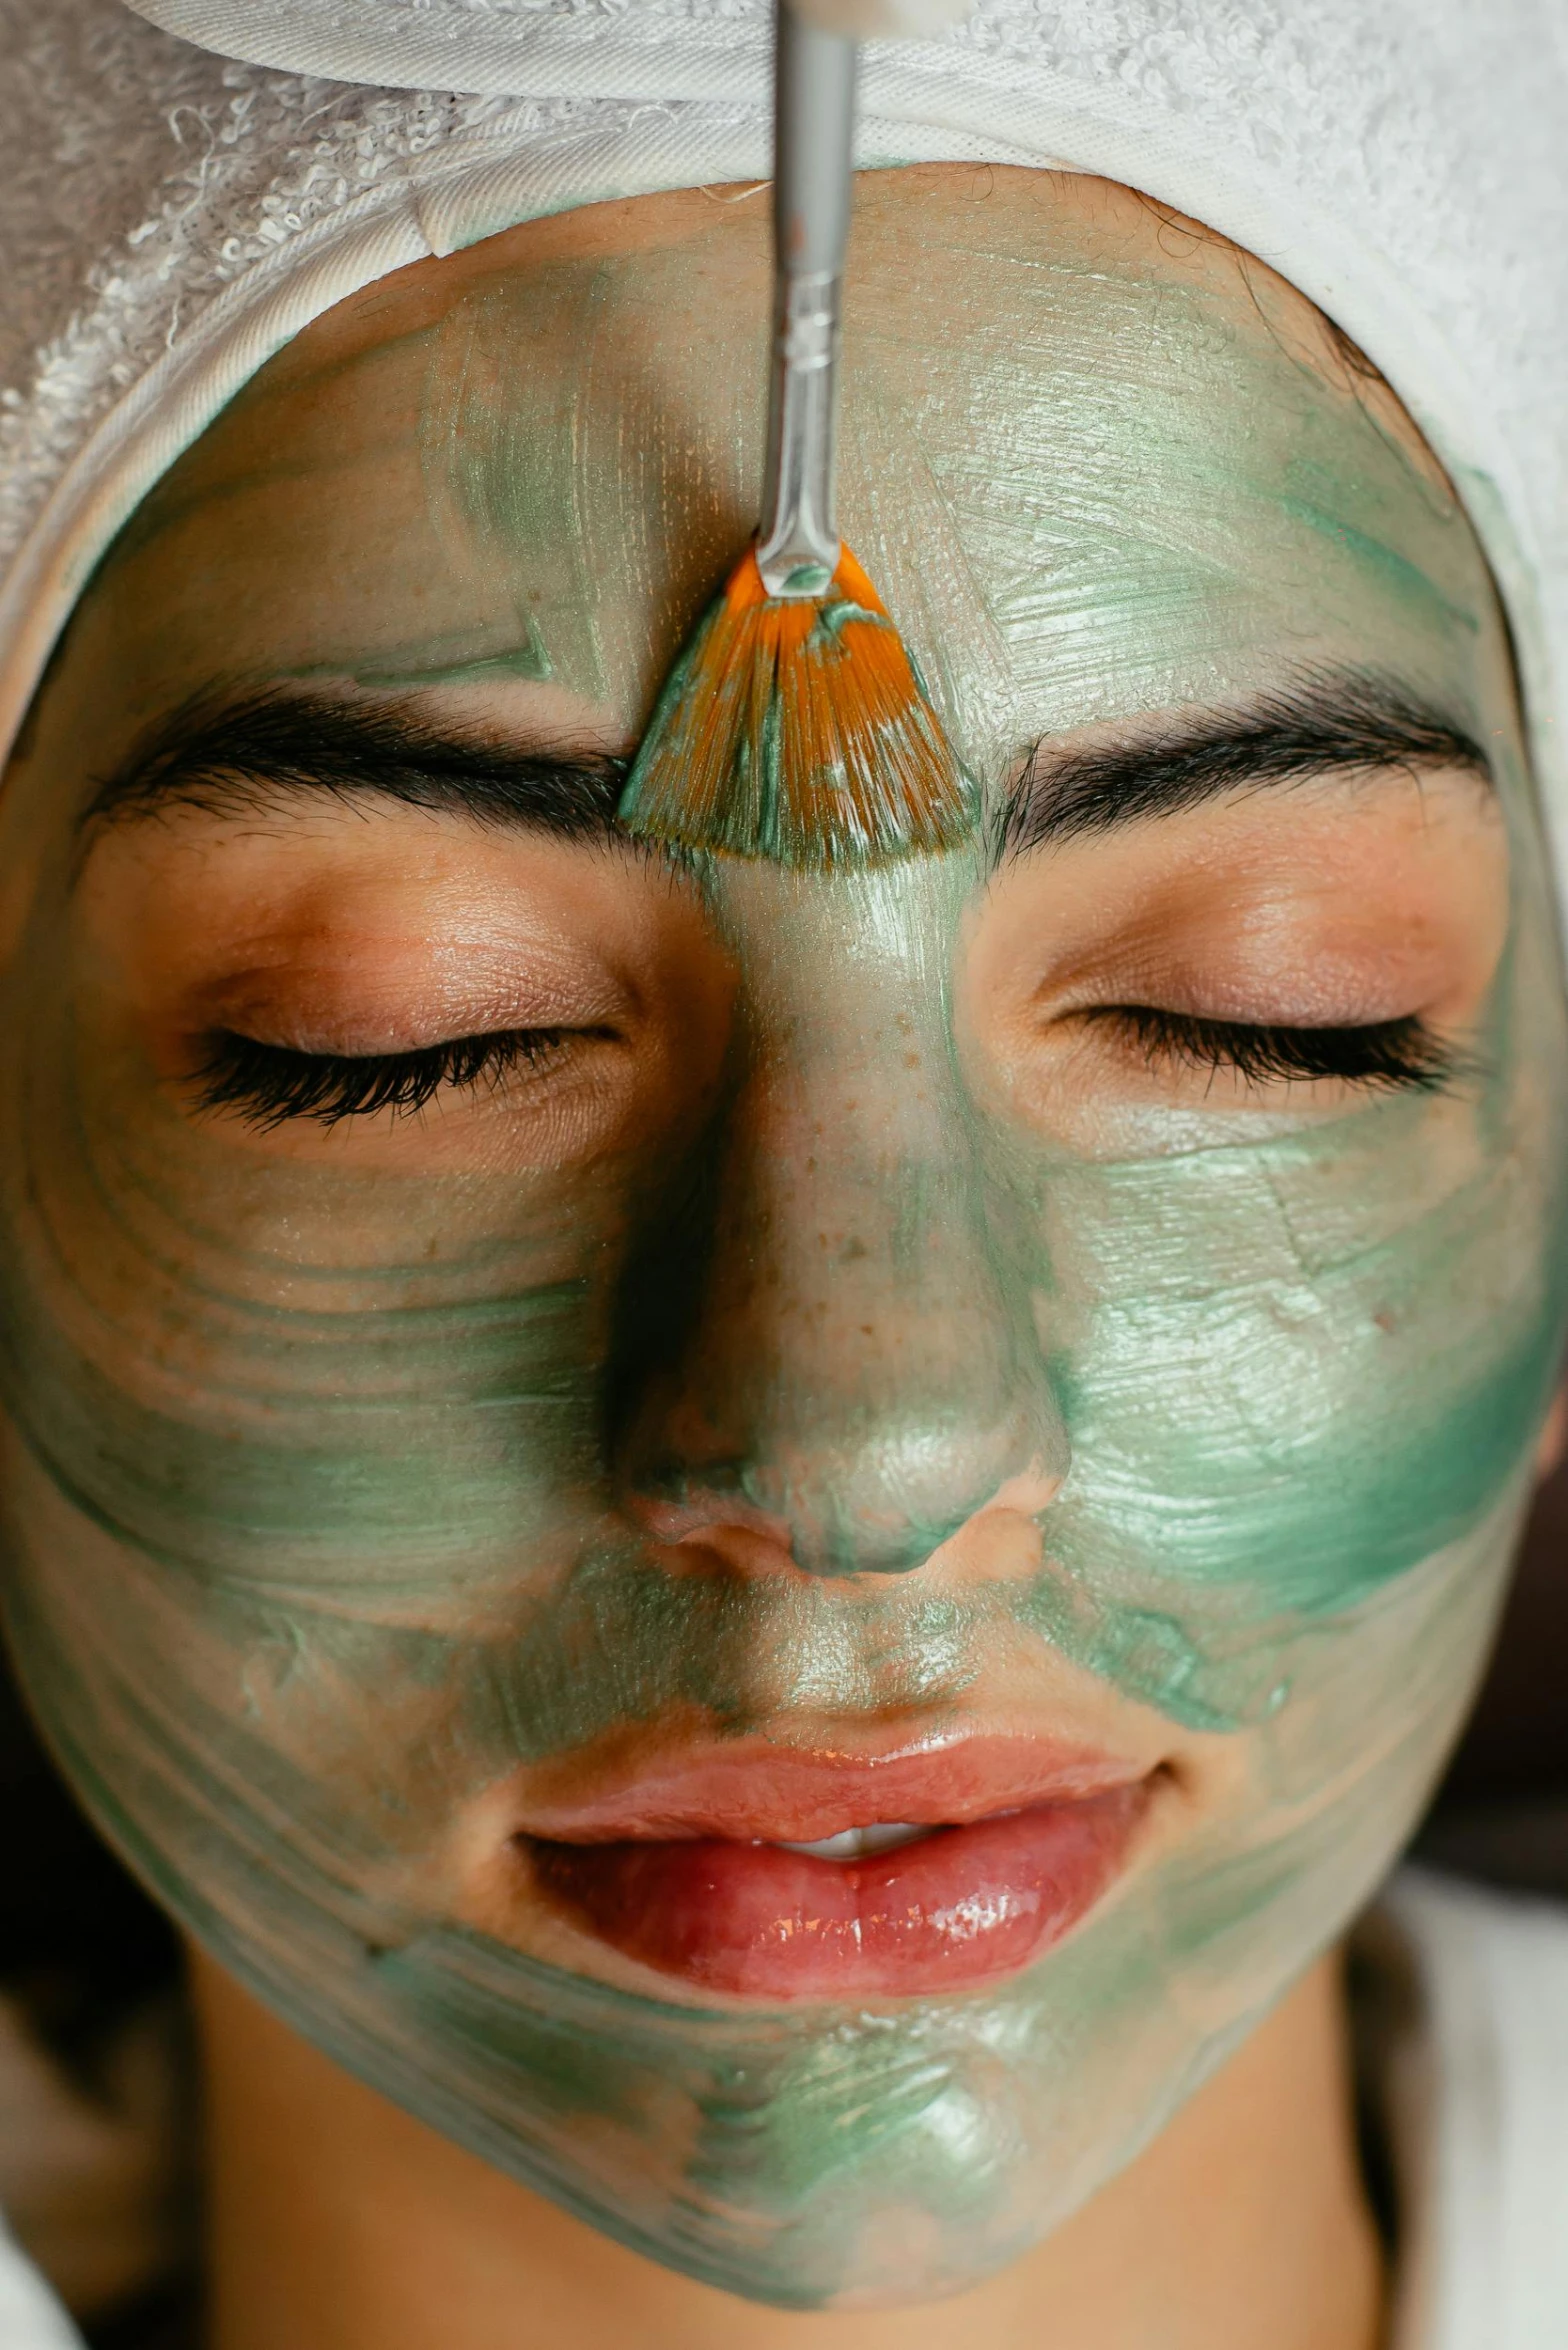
[3,166,1565,2308]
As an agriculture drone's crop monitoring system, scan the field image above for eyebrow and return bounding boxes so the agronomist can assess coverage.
[81,687,628,841]
[84,671,1491,861]
[1003,671,1492,856]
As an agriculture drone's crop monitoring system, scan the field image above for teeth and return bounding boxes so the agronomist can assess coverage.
[774,1821,930,1862]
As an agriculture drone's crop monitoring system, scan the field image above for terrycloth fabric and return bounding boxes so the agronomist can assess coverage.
[0,2217,81,2350]
[1367,1873,1568,2350]
[2,0,1568,895]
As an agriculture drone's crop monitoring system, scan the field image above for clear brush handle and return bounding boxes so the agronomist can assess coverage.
[754,1,858,599]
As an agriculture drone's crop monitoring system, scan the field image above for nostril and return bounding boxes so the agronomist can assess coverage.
[985,1463,1066,1518]
[622,1487,808,1582]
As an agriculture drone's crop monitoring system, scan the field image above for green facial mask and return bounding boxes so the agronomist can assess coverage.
[2,168,1565,2310]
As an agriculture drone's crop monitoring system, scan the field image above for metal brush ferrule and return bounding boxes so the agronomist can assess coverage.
[756,269,843,596]
[755,7,858,599]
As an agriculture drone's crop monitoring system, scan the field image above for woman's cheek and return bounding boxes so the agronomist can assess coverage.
[0,984,645,1595]
[1018,929,1568,1731]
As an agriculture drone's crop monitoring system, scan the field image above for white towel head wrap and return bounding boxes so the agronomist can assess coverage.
[3,0,1567,890]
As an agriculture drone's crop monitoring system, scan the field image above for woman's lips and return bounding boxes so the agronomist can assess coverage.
[514,1739,1154,1998]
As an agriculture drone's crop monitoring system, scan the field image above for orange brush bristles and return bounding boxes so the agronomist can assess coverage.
[617,545,978,868]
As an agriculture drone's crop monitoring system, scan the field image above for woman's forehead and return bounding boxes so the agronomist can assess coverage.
[61,164,1506,786]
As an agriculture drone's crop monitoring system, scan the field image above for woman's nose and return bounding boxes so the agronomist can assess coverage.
[611,866,1067,1578]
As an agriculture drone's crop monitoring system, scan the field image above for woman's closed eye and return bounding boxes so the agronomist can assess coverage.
[74,803,738,1165]
[1079,1005,1466,1095]
[193,1024,618,1130]
[960,761,1507,1149]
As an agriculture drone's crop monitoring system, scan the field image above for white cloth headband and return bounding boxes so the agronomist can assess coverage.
[4,0,1566,897]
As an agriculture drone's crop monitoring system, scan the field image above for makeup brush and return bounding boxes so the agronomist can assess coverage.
[618,0,978,869]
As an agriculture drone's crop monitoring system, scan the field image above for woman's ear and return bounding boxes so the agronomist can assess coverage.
[1535,1380,1568,1480]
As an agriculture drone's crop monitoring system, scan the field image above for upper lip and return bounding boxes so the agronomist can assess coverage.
[511,1733,1154,1848]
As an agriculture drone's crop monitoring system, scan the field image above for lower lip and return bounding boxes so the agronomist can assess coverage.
[525,1782,1149,1999]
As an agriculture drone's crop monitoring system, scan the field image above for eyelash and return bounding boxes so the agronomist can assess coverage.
[194,1027,585,1130]
[194,1005,1458,1133]
[1083,1006,1462,1093]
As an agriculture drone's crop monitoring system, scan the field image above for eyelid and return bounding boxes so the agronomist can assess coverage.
[982,770,1508,1041]
[1031,939,1464,1036]
[197,964,635,1062]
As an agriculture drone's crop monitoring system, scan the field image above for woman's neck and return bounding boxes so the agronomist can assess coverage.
[190,1945,1380,2350]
